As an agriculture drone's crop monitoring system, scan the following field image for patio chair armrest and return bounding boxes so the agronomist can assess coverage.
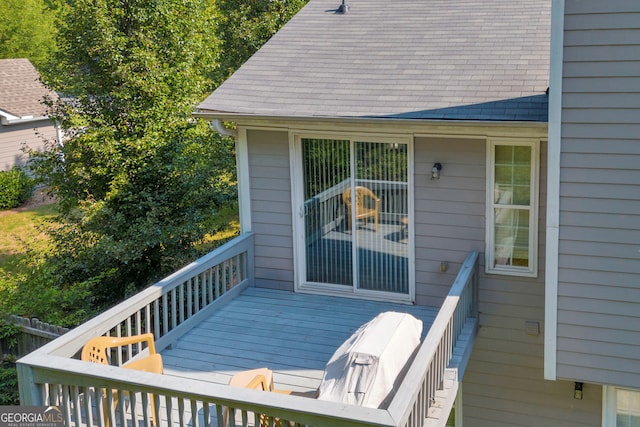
[102,333,157,354]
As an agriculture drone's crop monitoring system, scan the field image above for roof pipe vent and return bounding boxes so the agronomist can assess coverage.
[337,0,349,13]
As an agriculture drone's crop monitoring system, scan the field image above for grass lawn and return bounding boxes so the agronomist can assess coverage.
[0,201,240,281]
[197,204,240,252]
[0,203,57,278]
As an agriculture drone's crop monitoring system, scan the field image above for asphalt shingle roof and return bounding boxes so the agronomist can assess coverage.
[199,0,550,122]
[0,58,54,119]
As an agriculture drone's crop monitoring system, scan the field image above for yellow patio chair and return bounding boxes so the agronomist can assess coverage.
[226,368,317,427]
[342,186,380,232]
[81,333,163,426]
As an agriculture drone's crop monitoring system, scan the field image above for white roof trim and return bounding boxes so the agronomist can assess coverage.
[0,108,49,125]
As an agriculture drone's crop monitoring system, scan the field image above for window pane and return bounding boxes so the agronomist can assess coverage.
[494,145,531,205]
[494,208,529,268]
[301,138,410,295]
[617,389,640,427]
[302,138,352,286]
[513,210,530,267]
[488,140,537,276]
[355,141,408,294]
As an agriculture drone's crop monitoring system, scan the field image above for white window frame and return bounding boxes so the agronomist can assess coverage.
[485,138,539,277]
[603,386,640,427]
[289,131,415,304]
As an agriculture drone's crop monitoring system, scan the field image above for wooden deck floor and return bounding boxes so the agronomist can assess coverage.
[161,287,438,394]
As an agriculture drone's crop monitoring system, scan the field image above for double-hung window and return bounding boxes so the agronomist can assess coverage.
[486,139,539,277]
[604,386,640,427]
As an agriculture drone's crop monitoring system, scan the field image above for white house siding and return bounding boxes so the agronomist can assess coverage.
[246,129,295,291]
[0,121,55,171]
[556,0,640,388]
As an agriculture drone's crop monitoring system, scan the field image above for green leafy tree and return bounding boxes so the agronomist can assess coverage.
[214,0,308,83]
[0,0,57,67]
[26,0,237,313]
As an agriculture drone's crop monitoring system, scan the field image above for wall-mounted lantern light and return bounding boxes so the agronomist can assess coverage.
[431,163,442,180]
[574,382,583,400]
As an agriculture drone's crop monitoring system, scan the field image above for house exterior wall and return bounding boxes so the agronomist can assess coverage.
[0,121,55,171]
[246,131,498,301]
[462,141,603,426]
[243,127,603,425]
[555,0,640,388]
[413,137,485,306]
[242,123,607,424]
[247,129,295,291]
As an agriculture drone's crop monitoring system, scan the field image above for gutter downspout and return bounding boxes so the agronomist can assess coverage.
[210,119,238,139]
[55,122,64,147]
[208,119,251,234]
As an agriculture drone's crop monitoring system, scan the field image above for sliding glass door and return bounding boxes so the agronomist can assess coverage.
[297,136,411,299]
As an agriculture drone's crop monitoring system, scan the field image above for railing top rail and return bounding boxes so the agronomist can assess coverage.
[18,232,253,360]
[23,354,396,427]
[387,251,479,424]
[19,243,478,427]
[306,178,408,204]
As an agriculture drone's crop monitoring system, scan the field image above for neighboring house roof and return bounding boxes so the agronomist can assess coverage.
[0,58,56,124]
[199,0,551,122]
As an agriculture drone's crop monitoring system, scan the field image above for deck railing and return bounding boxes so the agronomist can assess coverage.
[17,241,478,427]
[387,251,479,427]
[304,177,408,244]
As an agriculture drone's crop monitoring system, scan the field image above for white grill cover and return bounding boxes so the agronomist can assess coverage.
[317,311,423,408]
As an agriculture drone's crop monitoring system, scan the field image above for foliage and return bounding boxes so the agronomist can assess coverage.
[0,196,237,327]
[43,0,218,135]
[1,268,94,328]
[5,0,305,322]
[302,139,408,197]
[194,203,240,252]
[0,0,57,68]
[0,167,35,209]
[0,323,19,406]
[0,322,20,351]
[0,203,83,325]
[0,359,19,406]
[26,0,236,314]
[213,0,308,84]
[29,128,236,313]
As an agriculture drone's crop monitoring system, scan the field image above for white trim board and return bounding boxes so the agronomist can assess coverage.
[236,127,252,233]
[544,0,565,381]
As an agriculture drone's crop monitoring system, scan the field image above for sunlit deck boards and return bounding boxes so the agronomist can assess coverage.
[161,287,438,394]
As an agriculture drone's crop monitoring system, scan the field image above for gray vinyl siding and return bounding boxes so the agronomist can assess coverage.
[244,128,600,424]
[556,0,640,388]
[459,141,601,426]
[246,129,295,291]
[413,137,485,306]
[0,121,54,171]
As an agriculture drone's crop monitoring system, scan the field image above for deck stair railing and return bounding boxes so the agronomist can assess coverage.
[17,238,478,427]
[387,250,479,427]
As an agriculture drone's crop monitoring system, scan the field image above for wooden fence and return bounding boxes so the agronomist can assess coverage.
[1,314,69,359]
